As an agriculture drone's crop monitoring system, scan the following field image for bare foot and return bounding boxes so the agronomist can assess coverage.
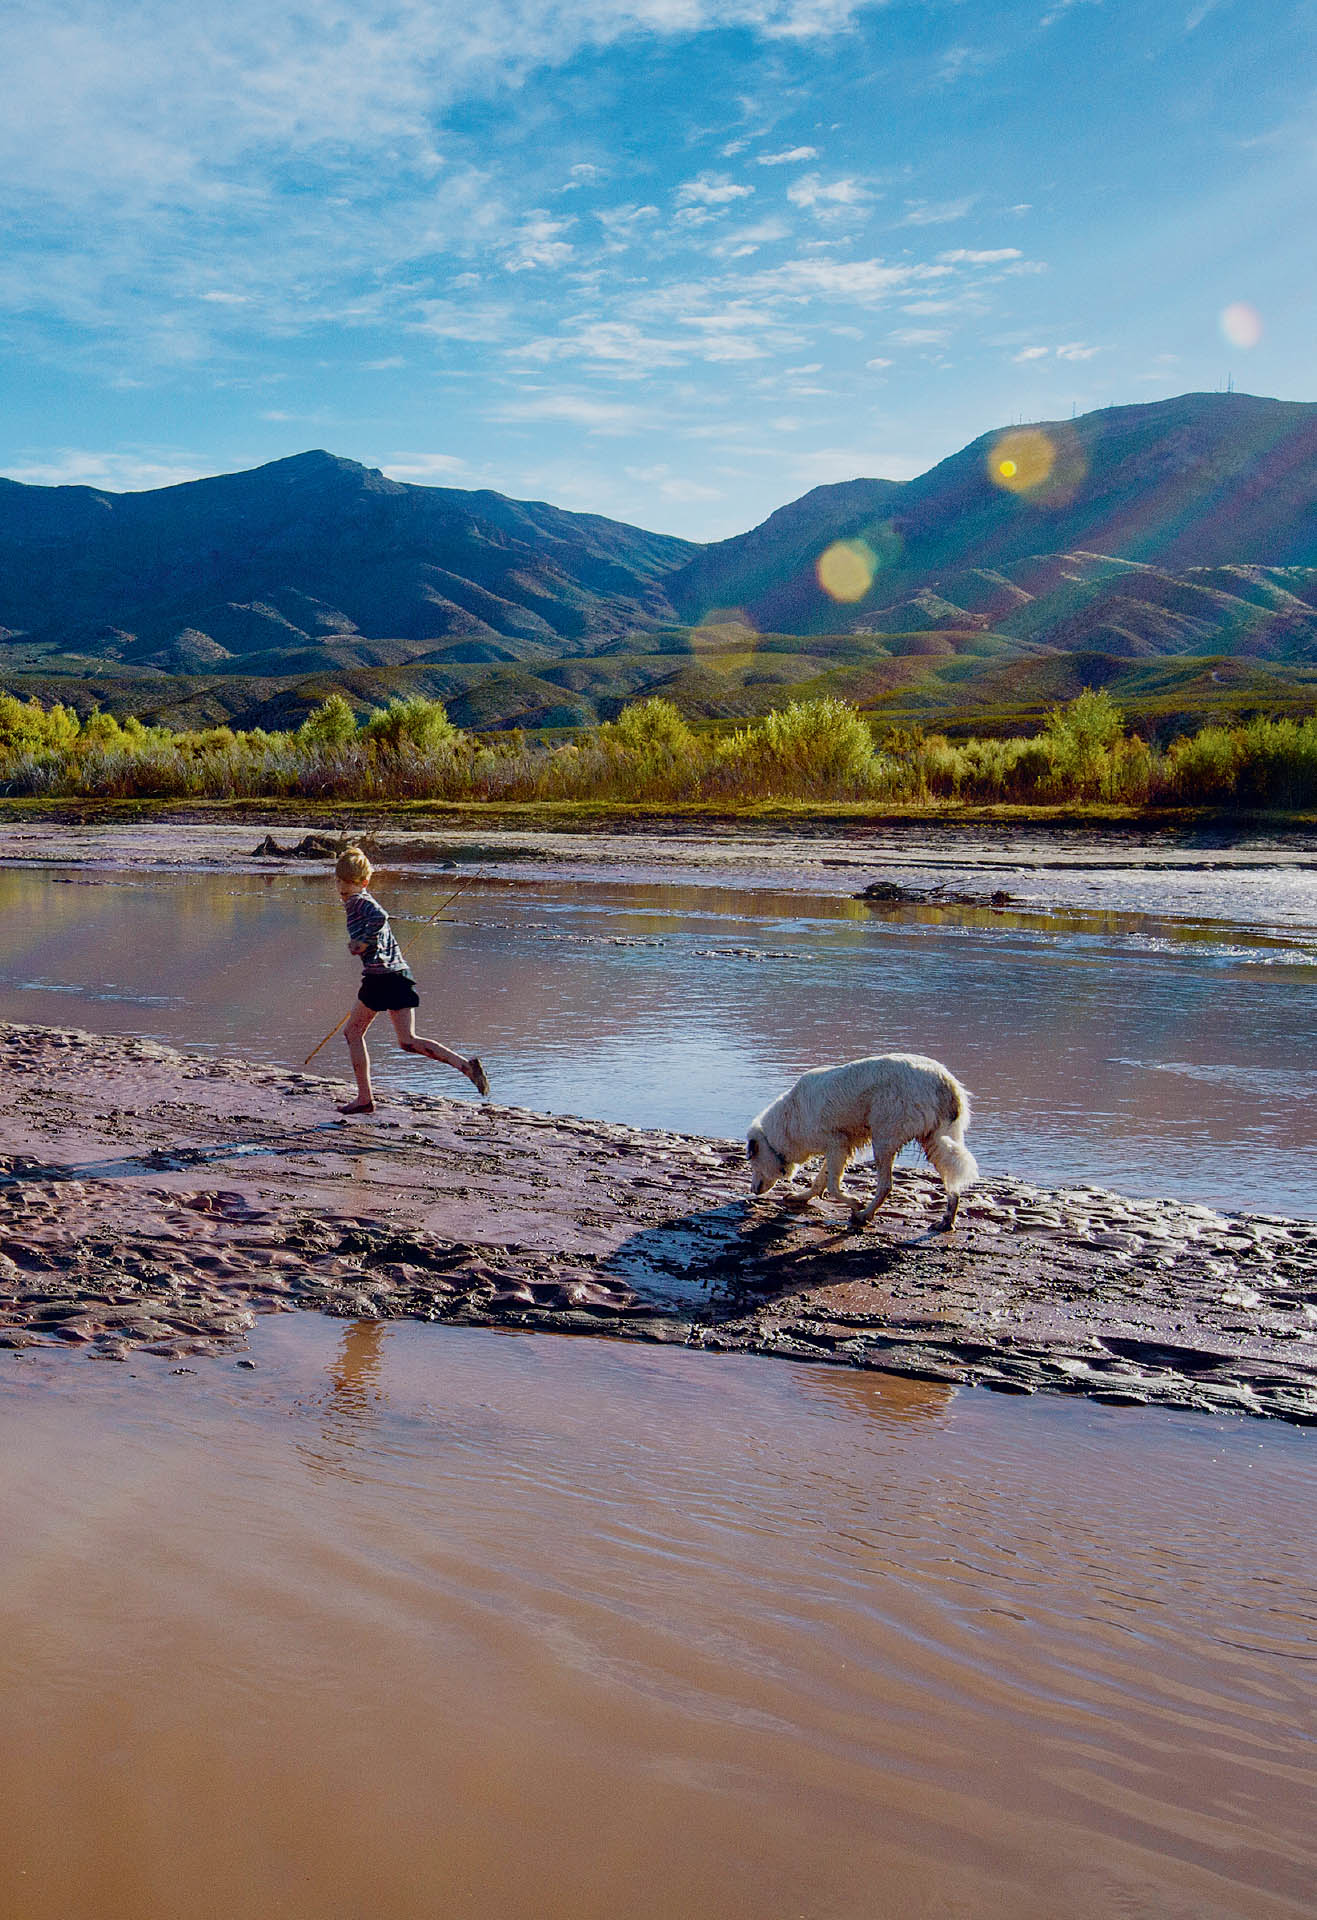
[465,1056,490,1098]
[336,1099,376,1115]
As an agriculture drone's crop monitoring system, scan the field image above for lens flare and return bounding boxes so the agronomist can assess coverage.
[988,429,1055,494]
[817,539,876,603]
[1221,302,1262,349]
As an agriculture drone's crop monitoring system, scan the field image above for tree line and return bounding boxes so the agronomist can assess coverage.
[0,687,1313,811]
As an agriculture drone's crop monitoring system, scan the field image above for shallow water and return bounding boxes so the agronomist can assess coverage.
[0,1319,1312,1920]
[1,865,1314,1213]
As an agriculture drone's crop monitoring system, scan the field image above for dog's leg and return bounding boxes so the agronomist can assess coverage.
[784,1160,828,1209]
[823,1136,856,1209]
[854,1150,895,1228]
[937,1189,961,1233]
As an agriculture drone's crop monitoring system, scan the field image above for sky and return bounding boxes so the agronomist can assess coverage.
[1,0,1313,540]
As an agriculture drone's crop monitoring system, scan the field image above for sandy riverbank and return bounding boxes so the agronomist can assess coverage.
[2,1022,1313,1422]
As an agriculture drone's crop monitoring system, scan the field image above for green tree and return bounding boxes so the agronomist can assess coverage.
[362,696,462,756]
[1042,687,1127,796]
[297,694,358,752]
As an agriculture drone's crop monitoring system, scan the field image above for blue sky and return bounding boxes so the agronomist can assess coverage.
[1,0,1312,538]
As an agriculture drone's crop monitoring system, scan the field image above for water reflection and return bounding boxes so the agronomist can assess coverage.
[304,1318,390,1475]
[0,865,1313,1212]
[0,1318,1312,1920]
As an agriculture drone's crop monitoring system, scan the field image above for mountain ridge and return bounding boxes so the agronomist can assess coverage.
[1,393,1316,735]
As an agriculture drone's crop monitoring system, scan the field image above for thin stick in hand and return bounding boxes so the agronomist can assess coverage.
[304,1009,352,1066]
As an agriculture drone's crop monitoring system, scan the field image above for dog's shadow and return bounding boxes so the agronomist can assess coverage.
[604,1188,946,1322]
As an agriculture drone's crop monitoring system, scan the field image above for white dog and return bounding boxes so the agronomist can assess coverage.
[746,1053,977,1232]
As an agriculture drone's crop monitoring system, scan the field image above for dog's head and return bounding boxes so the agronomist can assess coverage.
[746,1122,787,1196]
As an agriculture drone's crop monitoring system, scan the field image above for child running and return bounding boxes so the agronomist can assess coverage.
[333,845,489,1115]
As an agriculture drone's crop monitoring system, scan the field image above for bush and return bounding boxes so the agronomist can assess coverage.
[0,686,1310,811]
[297,695,358,752]
[723,698,876,797]
[586,699,701,800]
[362,696,462,757]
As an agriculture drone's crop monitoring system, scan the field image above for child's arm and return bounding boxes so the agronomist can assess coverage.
[345,893,388,964]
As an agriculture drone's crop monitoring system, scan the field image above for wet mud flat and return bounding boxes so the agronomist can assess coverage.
[1,1020,1314,1424]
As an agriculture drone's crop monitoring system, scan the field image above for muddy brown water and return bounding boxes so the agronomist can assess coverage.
[1,1317,1314,1920]
[1,863,1314,1214]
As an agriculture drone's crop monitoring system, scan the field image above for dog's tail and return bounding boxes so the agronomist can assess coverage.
[927,1078,978,1194]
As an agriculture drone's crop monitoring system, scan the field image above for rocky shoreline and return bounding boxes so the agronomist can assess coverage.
[1,1021,1313,1424]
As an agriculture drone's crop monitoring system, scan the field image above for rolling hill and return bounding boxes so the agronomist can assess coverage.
[1,392,1315,738]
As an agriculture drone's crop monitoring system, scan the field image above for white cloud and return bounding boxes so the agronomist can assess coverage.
[708,216,791,259]
[938,247,1023,264]
[0,0,879,353]
[790,445,923,485]
[380,452,468,480]
[864,355,892,368]
[493,392,645,433]
[786,173,872,215]
[758,145,819,164]
[676,173,756,208]
[0,448,213,491]
[1009,340,1101,363]
[888,326,949,344]
[935,44,996,84]
[1039,0,1103,25]
[900,197,977,226]
[748,256,949,301]
[625,462,723,501]
[505,212,575,272]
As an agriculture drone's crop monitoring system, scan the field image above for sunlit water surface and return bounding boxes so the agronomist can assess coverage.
[0,1319,1313,1920]
[0,864,1313,1213]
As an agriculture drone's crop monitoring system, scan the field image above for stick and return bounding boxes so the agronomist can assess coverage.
[419,865,485,926]
[304,1009,353,1066]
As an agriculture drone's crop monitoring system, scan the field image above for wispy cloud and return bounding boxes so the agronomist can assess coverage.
[492,392,646,433]
[900,197,977,226]
[935,45,996,84]
[748,256,949,301]
[625,462,723,501]
[758,145,819,165]
[676,173,756,208]
[1010,340,1100,362]
[0,448,213,490]
[786,174,873,217]
[505,213,575,272]
[939,247,1022,264]
[379,452,468,480]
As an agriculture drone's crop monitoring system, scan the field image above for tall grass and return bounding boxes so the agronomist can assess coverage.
[1,687,1314,811]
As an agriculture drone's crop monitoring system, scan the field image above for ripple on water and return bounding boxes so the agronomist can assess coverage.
[0,1319,1313,1920]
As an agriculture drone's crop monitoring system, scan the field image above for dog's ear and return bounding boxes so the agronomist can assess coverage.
[747,1136,759,1158]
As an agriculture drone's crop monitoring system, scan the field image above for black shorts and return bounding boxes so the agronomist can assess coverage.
[358,971,420,1012]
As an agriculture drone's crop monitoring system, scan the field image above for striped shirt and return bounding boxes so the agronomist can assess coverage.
[344,889,413,977]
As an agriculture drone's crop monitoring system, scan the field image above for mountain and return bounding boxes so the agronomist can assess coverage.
[0,451,697,668]
[666,393,1317,655]
[1,393,1315,736]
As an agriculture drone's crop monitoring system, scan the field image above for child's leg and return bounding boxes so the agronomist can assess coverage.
[388,1008,487,1092]
[340,1002,378,1112]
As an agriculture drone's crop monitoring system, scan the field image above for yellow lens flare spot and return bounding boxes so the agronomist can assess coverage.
[817,539,876,603]
[988,428,1057,495]
[1221,302,1262,349]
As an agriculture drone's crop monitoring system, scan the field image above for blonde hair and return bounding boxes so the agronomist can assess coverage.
[335,845,373,886]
